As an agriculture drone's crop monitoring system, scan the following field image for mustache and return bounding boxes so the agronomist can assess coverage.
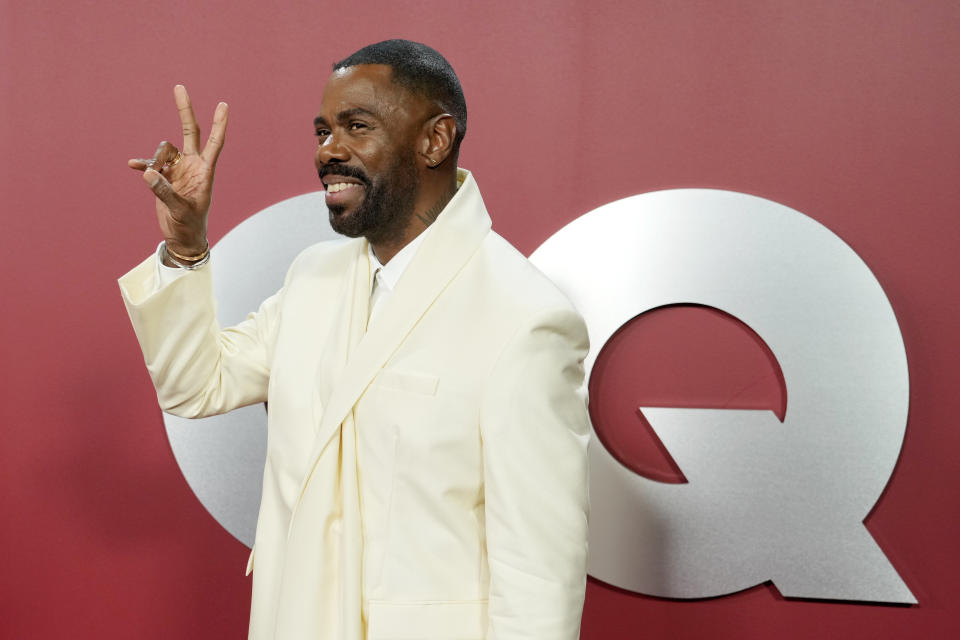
[318,164,370,185]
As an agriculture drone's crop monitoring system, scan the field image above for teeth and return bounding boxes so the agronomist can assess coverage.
[327,182,360,193]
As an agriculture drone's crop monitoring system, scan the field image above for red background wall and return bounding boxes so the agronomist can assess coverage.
[2,1,959,637]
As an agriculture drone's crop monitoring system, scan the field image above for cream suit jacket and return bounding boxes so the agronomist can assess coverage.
[120,170,591,640]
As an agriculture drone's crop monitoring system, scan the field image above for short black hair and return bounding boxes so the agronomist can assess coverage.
[334,39,467,152]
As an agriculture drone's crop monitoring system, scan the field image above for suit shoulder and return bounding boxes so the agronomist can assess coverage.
[472,232,581,317]
[286,237,358,276]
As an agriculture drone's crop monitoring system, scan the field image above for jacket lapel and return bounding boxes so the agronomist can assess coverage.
[295,170,492,508]
[312,243,370,428]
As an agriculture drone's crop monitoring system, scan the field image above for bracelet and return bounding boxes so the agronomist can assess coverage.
[162,241,211,270]
[166,240,210,263]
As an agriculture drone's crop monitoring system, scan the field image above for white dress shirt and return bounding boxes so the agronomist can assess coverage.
[366,229,429,326]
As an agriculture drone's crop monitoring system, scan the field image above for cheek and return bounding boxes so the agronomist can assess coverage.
[356,145,384,172]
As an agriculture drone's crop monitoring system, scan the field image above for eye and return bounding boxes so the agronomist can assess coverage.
[349,121,369,131]
[314,128,330,139]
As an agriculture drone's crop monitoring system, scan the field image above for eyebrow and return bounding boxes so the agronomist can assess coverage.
[314,106,382,127]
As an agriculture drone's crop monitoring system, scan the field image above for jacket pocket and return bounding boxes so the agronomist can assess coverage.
[367,600,487,640]
[374,369,439,396]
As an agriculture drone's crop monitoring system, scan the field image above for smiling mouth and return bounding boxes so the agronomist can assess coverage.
[325,182,363,193]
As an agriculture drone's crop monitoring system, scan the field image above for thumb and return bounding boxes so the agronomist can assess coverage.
[143,168,181,208]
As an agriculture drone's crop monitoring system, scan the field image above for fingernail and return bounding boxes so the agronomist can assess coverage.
[144,169,160,187]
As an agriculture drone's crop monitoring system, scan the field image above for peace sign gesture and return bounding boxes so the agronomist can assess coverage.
[128,85,228,260]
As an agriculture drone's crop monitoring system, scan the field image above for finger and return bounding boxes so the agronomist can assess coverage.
[174,84,201,155]
[201,101,229,165]
[142,168,183,209]
[145,141,180,171]
[128,158,149,171]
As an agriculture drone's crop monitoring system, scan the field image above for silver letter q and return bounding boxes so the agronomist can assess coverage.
[529,189,914,603]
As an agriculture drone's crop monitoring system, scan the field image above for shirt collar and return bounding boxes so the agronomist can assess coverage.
[367,225,430,294]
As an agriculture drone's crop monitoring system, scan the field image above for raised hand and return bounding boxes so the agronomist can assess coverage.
[128,85,228,259]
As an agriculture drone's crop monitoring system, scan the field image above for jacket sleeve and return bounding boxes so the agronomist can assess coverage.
[118,253,282,418]
[480,307,591,640]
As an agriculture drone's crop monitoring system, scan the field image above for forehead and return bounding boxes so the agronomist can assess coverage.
[317,64,419,123]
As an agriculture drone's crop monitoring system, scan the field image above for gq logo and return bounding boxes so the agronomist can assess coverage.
[163,189,914,604]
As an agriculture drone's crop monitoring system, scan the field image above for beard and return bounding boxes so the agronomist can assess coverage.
[324,152,419,245]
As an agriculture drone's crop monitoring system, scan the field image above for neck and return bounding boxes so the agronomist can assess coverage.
[414,178,458,230]
[370,171,458,264]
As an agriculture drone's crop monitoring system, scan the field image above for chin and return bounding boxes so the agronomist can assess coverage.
[328,205,366,238]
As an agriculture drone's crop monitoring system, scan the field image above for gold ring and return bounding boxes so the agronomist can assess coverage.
[166,151,183,168]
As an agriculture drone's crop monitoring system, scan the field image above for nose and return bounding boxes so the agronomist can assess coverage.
[315,131,349,168]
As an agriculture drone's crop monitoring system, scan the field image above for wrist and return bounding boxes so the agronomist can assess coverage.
[162,240,210,270]
[165,237,208,259]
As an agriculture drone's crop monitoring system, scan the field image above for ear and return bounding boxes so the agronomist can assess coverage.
[419,113,457,168]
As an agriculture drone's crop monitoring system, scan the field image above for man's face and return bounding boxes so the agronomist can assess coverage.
[314,64,425,244]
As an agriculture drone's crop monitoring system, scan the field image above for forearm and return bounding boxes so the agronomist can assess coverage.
[119,251,273,417]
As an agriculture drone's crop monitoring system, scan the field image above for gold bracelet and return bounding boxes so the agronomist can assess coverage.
[166,241,210,263]
[162,243,210,270]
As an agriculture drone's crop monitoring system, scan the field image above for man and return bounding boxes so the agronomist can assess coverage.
[121,40,590,640]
